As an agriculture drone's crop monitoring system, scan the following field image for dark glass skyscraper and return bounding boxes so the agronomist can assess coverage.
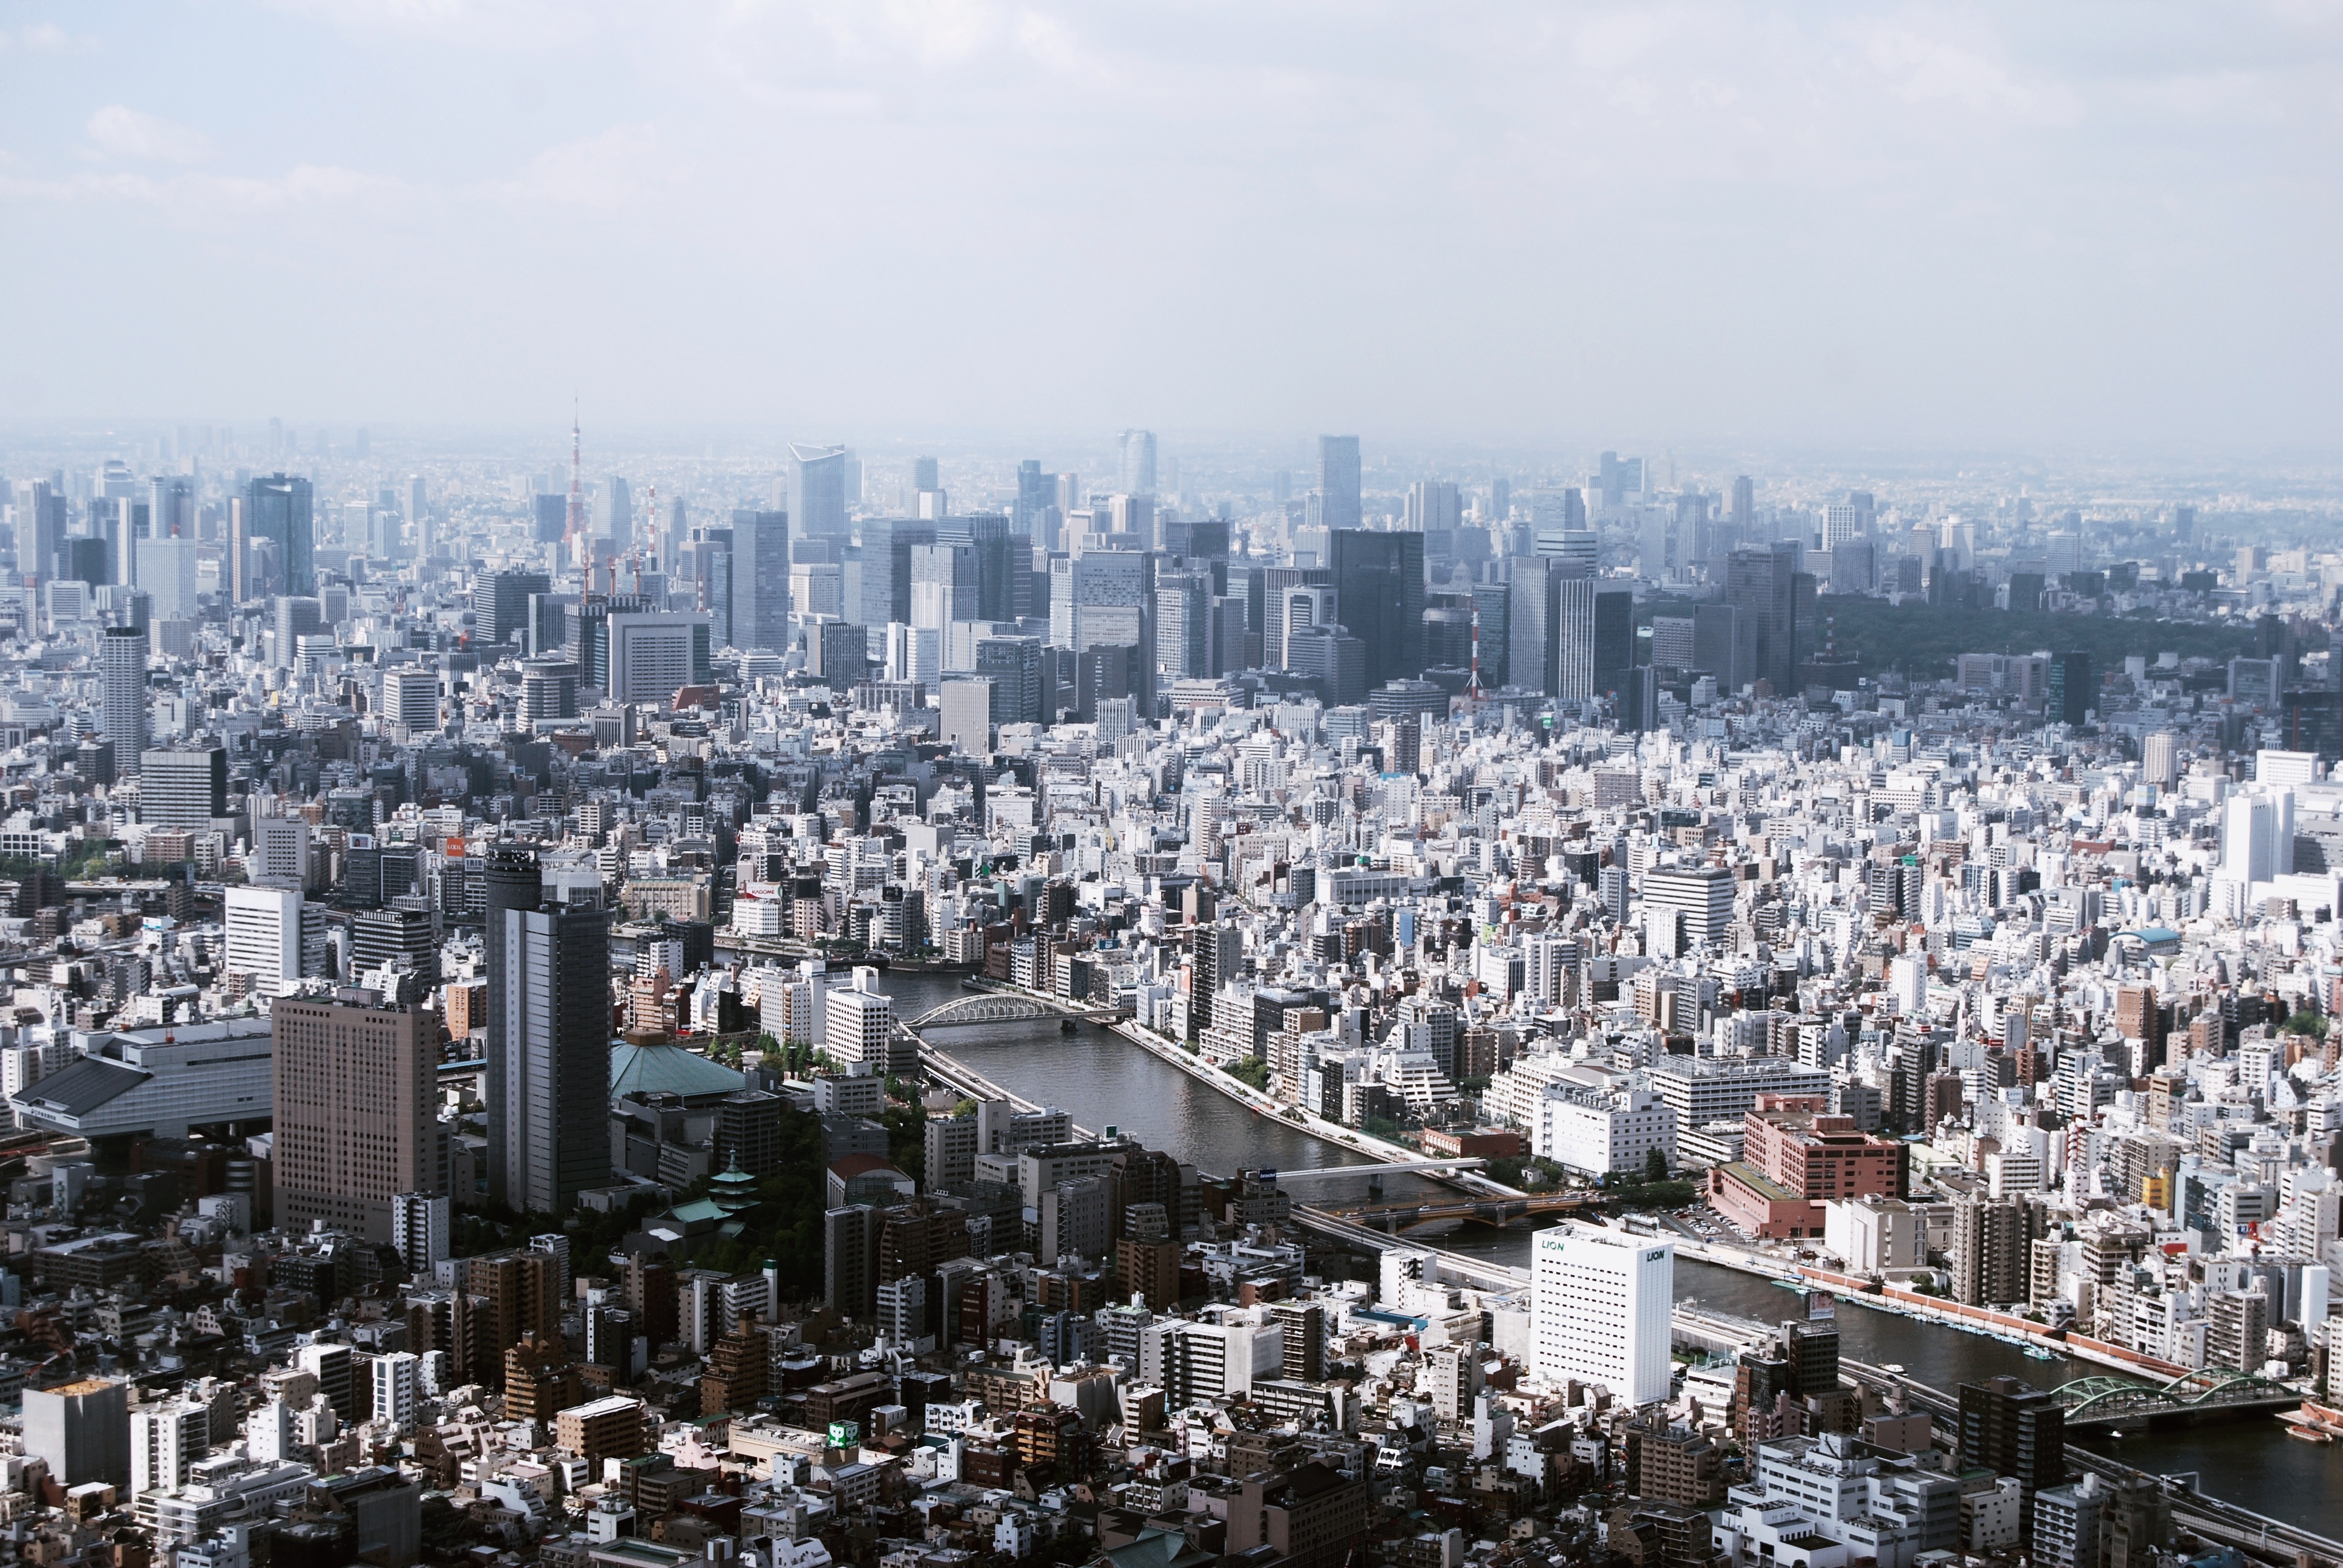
[246,473,315,596]
[1330,528,1424,689]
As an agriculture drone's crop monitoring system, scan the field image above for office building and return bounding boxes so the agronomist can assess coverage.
[22,1378,129,1486]
[2049,650,2093,727]
[99,624,147,766]
[1726,545,1797,693]
[941,677,995,756]
[498,897,612,1216]
[1555,575,1596,701]
[729,509,790,651]
[246,474,315,596]
[1531,1223,1673,1405]
[1319,436,1362,531]
[473,568,551,646]
[789,444,850,538]
[224,886,302,998]
[141,745,226,829]
[825,968,911,1076]
[1509,557,1560,696]
[1119,430,1158,496]
[381,666,440,731]
[1329,528,1423,689]
[519,655,580,723]
[603,611,710,703]
[1642,864,1738,948]
[273,996,438,1244]
[911,543,980,633]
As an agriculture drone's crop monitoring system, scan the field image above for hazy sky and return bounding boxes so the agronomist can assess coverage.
[2,2,2339,451]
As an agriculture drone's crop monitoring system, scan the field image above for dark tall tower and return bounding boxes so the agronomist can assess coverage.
[482,847,543,1210]
[1725,545,1796,693]
[246,474,315,596]
[1957,1377,2064,1530]
[1329,528,1424,689]
[500,898,612,1215]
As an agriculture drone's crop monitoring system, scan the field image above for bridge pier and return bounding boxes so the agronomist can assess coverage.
[1368,1172,1384,1202]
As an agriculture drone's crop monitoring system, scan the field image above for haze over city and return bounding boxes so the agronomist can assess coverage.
[4,1,2341,451]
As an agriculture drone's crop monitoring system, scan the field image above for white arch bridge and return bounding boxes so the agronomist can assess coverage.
[908,994,1126,1030]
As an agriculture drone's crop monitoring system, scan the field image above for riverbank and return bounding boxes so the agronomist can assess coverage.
[1670,1233,2220,1383]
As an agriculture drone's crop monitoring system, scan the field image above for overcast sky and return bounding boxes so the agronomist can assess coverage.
[2,1,2338,452]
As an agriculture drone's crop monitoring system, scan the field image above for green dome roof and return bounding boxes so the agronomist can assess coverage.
[609,1040,747,1101]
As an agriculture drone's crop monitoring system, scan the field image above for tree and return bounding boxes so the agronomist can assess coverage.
[1644,1146,1670,1184]
[1226,1056,1271,1090]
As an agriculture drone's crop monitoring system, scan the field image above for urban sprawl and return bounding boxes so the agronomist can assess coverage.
[0,426,2328,1568]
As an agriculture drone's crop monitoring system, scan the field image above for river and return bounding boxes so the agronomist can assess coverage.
[876,970,2335,1534]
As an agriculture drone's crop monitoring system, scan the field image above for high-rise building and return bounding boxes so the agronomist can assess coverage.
[1531,1223,1673,1405]
[99,625,147,768]
[224,886,301,998]
[788,444,850,538]
[911,543,980,633]
[1726,545,1797,693]
[140,745,226,829]
[246,474,315,596]
[1329,528,1423,690]
[1119,430,1158,497]
[499,897,613,1215]
[1957,1377,2064,1529]
[392,1191,450,1277]
[381,666,440,731]
[1555,576,1596,701]
[1640,864,1738,949]
[1318,436,1362,531]
[1950,1195,2039,1307]
[473,569,551,646]
[1015,459,1053,538]
[2142,731,2178,788]
[603,611,710,703]
[729,509,790,652]
[273,996,438,1244]
[483,848,543,1211]
[1509,557,1561,696]
[2048,650,2093,727]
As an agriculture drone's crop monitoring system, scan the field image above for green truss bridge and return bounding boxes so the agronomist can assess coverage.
[2051,1369,2302,1428]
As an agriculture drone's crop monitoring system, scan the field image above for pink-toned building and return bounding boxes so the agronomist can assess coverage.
[1710,1094,1904,1240]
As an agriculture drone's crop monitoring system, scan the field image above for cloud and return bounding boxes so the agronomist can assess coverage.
[503,123,675,208]
[0,163,402,214]
[87,105,217,163]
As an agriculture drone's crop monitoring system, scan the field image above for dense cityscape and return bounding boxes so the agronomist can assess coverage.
[0,422,2327,1568]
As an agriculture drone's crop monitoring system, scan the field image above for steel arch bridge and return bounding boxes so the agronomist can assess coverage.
[911,994,1105,1030]
[2052,1370,2300,1422]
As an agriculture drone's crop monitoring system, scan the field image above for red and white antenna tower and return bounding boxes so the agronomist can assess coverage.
[1467,605,1485,701]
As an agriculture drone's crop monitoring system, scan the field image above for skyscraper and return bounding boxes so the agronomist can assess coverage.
[1555,575,1596,701]
[788,444,850,538]
[1958,1377,2064,1529]
[1508,557,1561,697]
[728,509,791,652]
[246,473,315,596]
[500,896,614,1216]
[2049,650,2093,727]
[482,846,543,1211]
[1725,544,1797,693]
[1319,435,1362,532]
[273,995,438,1243]
[1531,1223,1673,1405]
[1015,460,1053,540]
[1328,528,1423,689]
[1119,430,1158,497]
[99,625,146,768]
